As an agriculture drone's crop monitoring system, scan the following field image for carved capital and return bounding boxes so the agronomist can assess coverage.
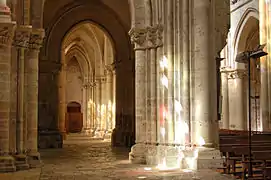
[28,28,45,50]
[146,24,163,48]
[129,27,147,47]
[13,25,32,48]
[228,69,247,79]
[104,64,115,74]
[129,24,164,49]
[0,22,16,47]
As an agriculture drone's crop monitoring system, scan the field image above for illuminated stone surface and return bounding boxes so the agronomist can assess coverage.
[0,140,234,179]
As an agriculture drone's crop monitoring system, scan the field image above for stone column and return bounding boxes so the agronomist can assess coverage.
[100,77,107,132]
[259,0,270,131]
[220,68,229,129]
[0,19,16,173]
[13,25,32,170]
[106,71,113,131]
[25,29,44,168]
[58,51,66,136]
[94,79,101,135]
[191,0,217,147]
[228,70,247,130]
[82,83,91,134]
[112,71,116,129]
[89,83,95,133]
[129,27,148,164]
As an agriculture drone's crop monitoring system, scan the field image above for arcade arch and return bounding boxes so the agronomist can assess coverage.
[38,0,135,147]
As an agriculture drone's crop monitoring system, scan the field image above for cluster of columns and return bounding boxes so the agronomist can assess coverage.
[219,0,271,132]
[0,1,44,172]
[129,0,229,169]
[220,68,248,130]
[58,65,116,139]
[91,68,116,138]
[259,0,271,131]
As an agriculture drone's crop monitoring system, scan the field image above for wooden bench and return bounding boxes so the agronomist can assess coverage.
[219,132,271,179]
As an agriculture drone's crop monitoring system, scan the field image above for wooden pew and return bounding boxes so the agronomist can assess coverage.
[219,131,271,179]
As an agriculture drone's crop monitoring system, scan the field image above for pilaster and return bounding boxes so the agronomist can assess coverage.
[228,69,247,130]
[220,67,230,129]
[0,20,16,172]
[259,0,271,131]
[25,28,44,168]
[12,25,32,170]
[129,23,163,164]
[82,83,92,135]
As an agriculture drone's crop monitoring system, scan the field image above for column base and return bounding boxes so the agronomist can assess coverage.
[129,143,147,164]
[38,130,63,149]
[182,147,223,170]
[103,129,112,140]
[130,144,223,171]
[14,154,29,170]
[0,155,16,172]
[81,128,93,136]
[27,152,42,168]
[93,129,106,139]
[111,128,124,147]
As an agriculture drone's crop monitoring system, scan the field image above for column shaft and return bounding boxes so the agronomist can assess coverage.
[25,29,44,167]
[228,70,246,130]
[260,0,269,131]
[0,21,16,172]
[82,85,88,131]
[106,73,113,130]
[221,71,229,129]
[192,0,216,146]
[58,51,66,135]
[95,81,101,131]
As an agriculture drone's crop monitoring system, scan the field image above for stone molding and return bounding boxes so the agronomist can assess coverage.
[28,29,45,50]
[0,22,16,47]
[13,25,32,48]
[129,24,163,49]
[227,69,247,79]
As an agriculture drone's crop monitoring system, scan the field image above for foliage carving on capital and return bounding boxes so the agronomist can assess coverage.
[28,29,45,50]
[129,24,164,49]
[13,26,32,48]
[129,27,147,46]
[0,22,16,47]
[147,24,163,47]
[228,70,247,79]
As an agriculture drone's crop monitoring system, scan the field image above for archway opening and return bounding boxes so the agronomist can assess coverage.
[39,0,135,149]
[236,16,260,131]
[59,21,116,140]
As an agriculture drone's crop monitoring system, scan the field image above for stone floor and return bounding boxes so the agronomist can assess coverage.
[0,135,236,180]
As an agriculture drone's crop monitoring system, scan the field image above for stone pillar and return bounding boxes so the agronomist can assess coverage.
[94,79,101,135]
[82,83,91,134]
[100,77,107,132]
[187,0,224,170]
[0,20,16,173]
[25,29,44,168]
[112,71,116,129]
[58,51,66,136]
[220,68,229,129]
[129,27,148,164]
[89,83,95,133]
[259,0,270,131]
[13,25,32,170]
[106,72,113,131]
[228,70,247,130]
[191,0,217,147]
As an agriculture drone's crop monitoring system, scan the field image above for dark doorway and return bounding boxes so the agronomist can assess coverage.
[66,102,83,133]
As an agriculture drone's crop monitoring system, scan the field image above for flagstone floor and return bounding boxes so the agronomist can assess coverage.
[0,136,236,180]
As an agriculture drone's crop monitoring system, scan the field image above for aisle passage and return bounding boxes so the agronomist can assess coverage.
[0,138,235,180]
